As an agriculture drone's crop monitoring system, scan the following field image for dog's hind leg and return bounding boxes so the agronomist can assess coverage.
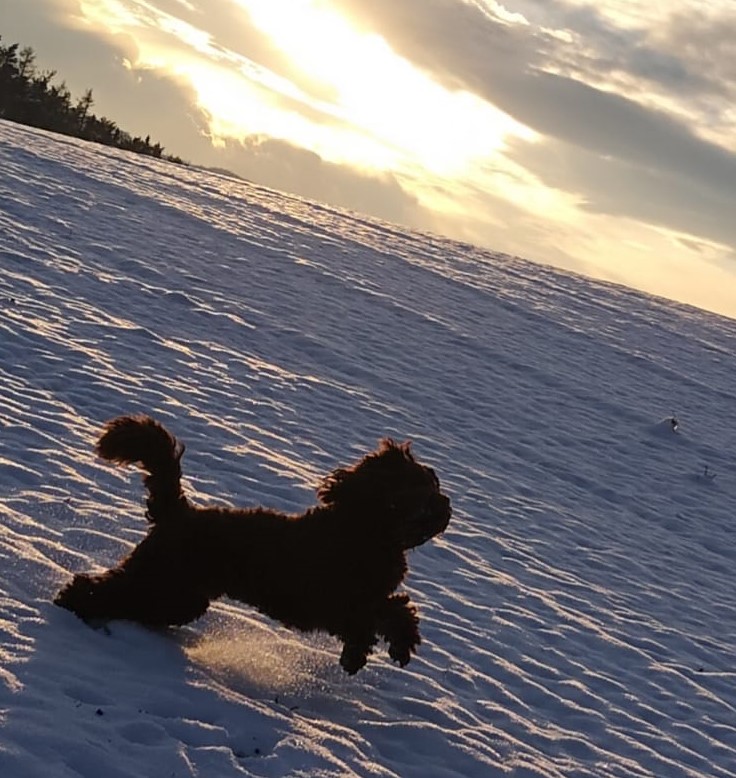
[376,593,421,667]
[55,569,212,627]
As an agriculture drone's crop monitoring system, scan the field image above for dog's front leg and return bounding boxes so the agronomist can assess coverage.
[338,623,378,674]
[376,593,421,667]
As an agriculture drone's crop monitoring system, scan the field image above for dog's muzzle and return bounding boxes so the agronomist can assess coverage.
[401,492,451,549]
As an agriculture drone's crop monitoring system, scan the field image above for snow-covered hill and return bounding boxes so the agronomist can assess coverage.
[2,119,736,777]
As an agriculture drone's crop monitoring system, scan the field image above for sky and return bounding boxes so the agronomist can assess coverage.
[3,0,736,317]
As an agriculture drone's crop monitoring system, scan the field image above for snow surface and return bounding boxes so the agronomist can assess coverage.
[2,119,736,778]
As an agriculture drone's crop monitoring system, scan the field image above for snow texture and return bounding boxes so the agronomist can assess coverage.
[2,119,736,777]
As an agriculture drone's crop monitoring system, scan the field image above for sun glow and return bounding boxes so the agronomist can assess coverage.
[232,0,536,174]
[185,62,404,169]
[76,0,535,177]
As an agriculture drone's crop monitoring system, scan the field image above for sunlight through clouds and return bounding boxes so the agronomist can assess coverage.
[78,0,143,29]
[76,0,538,177]
[187,62,404,170]
[235,0,536,175]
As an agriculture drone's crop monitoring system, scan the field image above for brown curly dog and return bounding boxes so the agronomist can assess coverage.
[55,415,451,673]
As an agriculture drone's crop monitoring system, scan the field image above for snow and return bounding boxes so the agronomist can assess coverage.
[2,118,736,777]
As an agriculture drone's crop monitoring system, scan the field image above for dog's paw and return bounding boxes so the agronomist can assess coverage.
[388,645,411,667]
[339,646,369,675]
[388,643,414,667]
[388,635,421,667]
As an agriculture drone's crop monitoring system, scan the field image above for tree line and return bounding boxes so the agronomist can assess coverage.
[0,36,185,164]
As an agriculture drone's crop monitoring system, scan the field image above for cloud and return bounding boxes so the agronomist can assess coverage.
[330,0,736,248]
[652,8,736,98]
[205,135,428,227]
[507,135,736,249]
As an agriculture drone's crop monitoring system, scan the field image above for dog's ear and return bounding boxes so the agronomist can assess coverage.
[317,467,350,506]
[379,438,412,454]
[316,439,415,506]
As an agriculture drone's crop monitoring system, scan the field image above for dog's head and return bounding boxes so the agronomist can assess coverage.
[317,439,451,549]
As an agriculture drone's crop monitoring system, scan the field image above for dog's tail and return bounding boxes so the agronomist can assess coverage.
[96,415,189,524]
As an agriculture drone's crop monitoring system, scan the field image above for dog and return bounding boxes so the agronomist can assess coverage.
[55,415,451,673]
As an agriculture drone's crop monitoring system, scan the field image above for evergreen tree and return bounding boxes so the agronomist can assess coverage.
[0,35,185,165]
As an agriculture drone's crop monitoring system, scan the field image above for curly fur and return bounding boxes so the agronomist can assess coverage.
[55,415,452,673]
